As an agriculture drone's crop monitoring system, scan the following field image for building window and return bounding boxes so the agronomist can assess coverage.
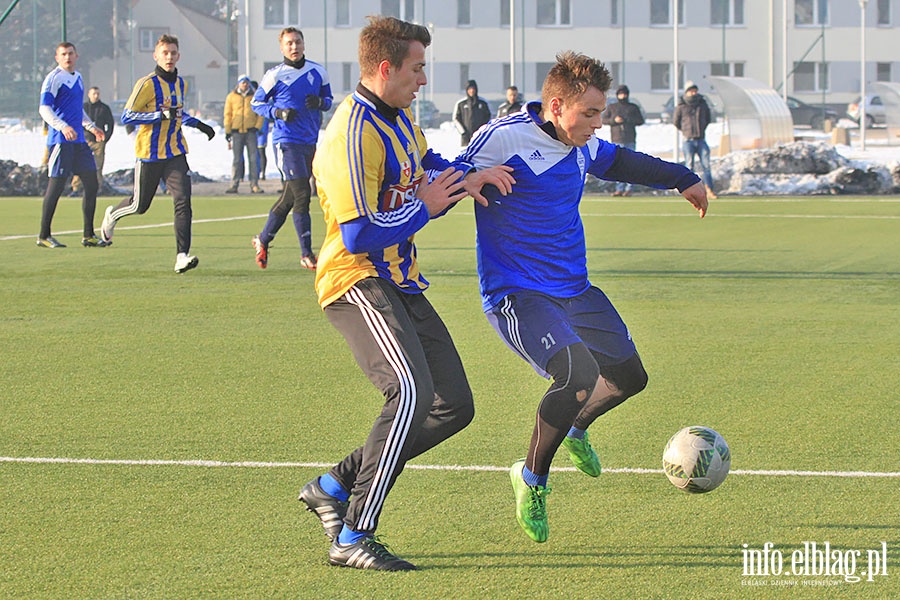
[611,0,618,26]
[459,63,470,92]
[795,0,828,26]
[711,0,744,26]
[651,62,685,90]
[381,0,415,21]
[458,0,471,26]
[537,0,571,26]
[265,0,299,27]
[139,28,169,52]
[535,62,554,92]
[651,0,684,26]
[793,62,829,92]
[341,62,352,92]
[502,63,511,89]
[608,62,620,85]
[710,62,744,77]
[336,0,350,27]
[877,0,890,26]
[651,63,670,90]
[876,62,891,82]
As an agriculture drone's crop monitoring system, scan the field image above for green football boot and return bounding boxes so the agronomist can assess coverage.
[509,459,551,543]
[562,431,602,477]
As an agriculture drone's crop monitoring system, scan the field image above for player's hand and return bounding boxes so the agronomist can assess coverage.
[304,95,323,110]
[196,122,216,141]
[61,126,77,141]
[91,127,105,142]
[682,181,708,218]
[463,165,516,207]
[225,133,232,143]
[416,168,467,217]
[275,108,296,122]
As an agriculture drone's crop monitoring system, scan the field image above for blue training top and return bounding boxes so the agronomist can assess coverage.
[458,101,700,311]
[40,67,86,146]
[252,59,333,146]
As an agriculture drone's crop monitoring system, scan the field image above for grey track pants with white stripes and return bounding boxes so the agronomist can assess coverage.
[323,277,475,534]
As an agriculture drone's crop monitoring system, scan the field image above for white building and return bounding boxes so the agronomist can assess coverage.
[91,0,229,115]
[132,1,900,117]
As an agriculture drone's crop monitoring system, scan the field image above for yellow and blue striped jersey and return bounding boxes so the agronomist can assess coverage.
[122,69,199,162]
[313,90,450,308]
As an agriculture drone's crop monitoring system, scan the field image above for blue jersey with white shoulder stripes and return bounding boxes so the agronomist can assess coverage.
[40,67,86,145]
[252,59,332,146]
[459,101,697,311]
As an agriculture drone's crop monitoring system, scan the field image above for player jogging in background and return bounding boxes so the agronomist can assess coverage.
[296,16,514,572]
[459,51,708,543]
[37,42,107,248]
[250,27,332,270]
[99,34,216,273]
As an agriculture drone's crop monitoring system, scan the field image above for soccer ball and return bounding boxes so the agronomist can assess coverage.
[662,426,731,493]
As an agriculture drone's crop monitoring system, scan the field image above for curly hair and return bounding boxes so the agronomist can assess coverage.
[358,15,431,79]
[542,51,612,107]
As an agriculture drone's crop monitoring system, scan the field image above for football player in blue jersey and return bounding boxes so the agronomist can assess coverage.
[458,51,708,543]
[250,27,333,270]
[37,42,107,248]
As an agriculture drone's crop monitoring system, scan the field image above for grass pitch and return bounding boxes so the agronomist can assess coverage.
[1,194,898,598]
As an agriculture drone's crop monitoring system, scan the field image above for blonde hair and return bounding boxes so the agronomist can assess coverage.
[156,34,179,49]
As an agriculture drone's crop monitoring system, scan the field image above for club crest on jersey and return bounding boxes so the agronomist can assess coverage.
[401,160,412,180]
[307,72,315,86]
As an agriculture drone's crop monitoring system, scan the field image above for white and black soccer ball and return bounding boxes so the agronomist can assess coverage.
[662,426,731,493]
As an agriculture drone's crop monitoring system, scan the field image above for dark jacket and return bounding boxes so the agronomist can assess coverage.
[83,99,114,143]
[601,99,644,146]
[453,94,492,144]
[672,95,711,140]
[497,99,523,118]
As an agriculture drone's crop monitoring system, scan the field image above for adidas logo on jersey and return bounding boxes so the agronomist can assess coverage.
[528,149,545,161]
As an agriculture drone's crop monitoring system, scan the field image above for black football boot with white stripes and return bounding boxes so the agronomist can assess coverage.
[298,477,348,541]
[328,536,416,571]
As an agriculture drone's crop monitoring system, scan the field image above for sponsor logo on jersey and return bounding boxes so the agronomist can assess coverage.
[383,175,422,211]
[529,149,545,161]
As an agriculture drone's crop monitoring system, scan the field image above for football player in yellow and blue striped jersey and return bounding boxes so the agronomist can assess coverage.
[297,16,514,572]
[99,34,216,273]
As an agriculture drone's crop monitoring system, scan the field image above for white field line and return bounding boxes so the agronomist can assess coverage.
[1,456,898,478]
[0,214,268,241]
[3,208,899,242]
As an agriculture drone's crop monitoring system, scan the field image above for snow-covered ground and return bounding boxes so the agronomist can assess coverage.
[0,117,898,185]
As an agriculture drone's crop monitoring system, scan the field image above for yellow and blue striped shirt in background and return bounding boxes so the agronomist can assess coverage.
[122,70,200,162]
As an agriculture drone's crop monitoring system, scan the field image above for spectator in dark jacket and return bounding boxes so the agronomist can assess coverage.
[601,84,644,196]
[72,86,115,194]
[453,79,491,145]
[497,85,523,117]
[672,81,716,198]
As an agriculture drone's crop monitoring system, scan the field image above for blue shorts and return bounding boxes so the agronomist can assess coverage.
[47,143,96,179]
[275,142,315,181]
[485,287,637,378]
